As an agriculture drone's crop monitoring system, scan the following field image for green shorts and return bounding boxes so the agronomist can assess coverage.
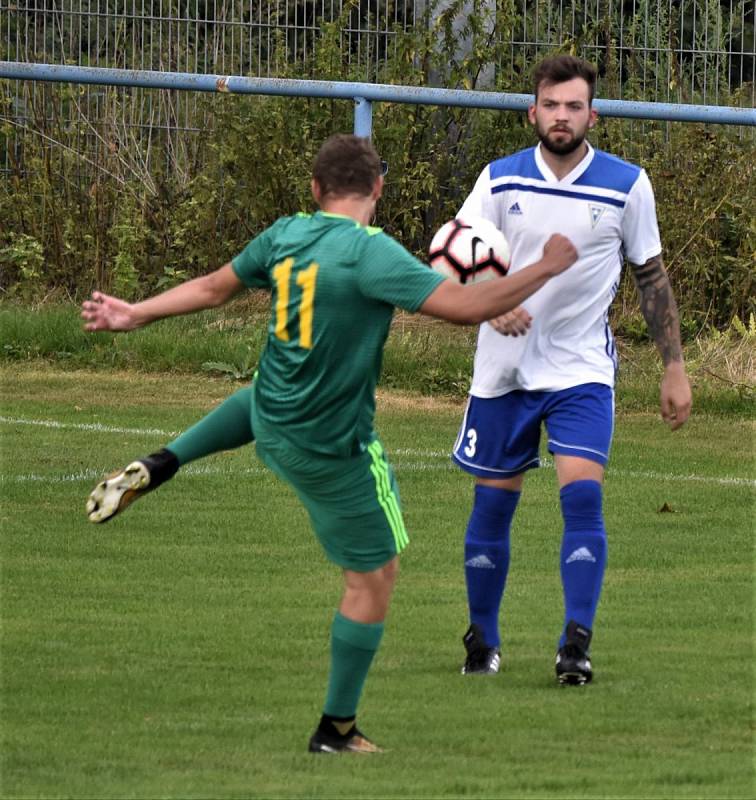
[254,432,409,572]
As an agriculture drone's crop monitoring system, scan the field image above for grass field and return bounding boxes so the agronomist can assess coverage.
[1,365,754,798]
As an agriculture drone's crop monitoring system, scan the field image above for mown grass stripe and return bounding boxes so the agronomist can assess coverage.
[2,415,753,487]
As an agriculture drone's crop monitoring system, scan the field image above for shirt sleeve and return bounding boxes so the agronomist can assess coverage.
[622,169,662,265]
[231,226,275,289]
[458,165,495,223]
[357,232,446,312]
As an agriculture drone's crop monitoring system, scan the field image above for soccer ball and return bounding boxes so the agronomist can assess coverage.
[428,216,511,284]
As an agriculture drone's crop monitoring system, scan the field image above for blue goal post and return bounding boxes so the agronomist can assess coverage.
[1,62,754,137]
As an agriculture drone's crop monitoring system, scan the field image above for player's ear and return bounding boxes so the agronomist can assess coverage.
[311,178,323,205]
[588,107,598,128]
[527,104,537,125]
[371,175,384,202]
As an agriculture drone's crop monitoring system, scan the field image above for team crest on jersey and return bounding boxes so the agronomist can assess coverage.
[589,204,606,228]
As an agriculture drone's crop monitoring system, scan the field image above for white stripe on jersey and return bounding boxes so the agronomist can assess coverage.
[488,174,630,207]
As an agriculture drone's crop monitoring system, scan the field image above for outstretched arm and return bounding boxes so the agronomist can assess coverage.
[630,254,692,430]
[81,263,244,332]
[420,233,577,325]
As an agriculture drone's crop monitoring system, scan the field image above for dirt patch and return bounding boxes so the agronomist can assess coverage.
[0,365,232,411]
[376,388,463,413]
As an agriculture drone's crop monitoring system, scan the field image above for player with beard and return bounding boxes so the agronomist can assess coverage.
[453,55,692,684]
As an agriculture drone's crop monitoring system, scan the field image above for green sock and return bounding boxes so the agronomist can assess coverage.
[167,385,254,465]
[324,612,384,719]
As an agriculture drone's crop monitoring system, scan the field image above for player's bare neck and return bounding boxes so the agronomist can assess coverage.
[319,194,375,227]
[540,141,589,181]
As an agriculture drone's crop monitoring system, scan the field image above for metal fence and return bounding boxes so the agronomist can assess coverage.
[1,0,754,174]
[506,0,754,106]
[2,1,753,98]
[1,1,420,82]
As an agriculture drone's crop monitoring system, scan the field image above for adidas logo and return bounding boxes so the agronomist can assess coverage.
[508,202,523,215]
[465,554,496,569]
[565,547,596,564]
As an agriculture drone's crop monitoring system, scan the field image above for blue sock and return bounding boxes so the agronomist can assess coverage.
[464,484,520,648]
[559,480,607,646]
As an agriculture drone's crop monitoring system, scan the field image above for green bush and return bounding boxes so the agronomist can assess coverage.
[1,1,753,332]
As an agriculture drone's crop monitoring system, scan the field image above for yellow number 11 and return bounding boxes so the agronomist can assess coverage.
[272,258,319,350]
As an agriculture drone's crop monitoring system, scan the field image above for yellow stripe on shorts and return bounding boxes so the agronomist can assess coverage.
[367,440,409,553]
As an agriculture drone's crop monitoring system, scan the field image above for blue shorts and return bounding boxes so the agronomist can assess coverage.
[451,383,615,478]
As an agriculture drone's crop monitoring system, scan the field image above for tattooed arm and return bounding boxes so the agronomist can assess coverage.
[630,254,692,430]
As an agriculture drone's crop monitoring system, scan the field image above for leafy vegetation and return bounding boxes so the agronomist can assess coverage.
[1,1,754,333]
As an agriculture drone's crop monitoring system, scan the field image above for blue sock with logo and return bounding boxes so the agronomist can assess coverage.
[559,480,607,646]
[464,484,520,648]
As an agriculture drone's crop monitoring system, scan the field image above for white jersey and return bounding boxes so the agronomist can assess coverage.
[460,142,661,397]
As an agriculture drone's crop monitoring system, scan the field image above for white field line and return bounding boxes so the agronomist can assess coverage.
[0,415,180,438]
[1,415,754,488]
[1,462,455,484]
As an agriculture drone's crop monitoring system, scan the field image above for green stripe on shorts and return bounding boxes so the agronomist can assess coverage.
[367,440,409,553]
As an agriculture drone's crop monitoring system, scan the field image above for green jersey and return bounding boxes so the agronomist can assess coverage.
[232,211,444,457]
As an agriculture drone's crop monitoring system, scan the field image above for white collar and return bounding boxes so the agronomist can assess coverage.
[535,141,594,184]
